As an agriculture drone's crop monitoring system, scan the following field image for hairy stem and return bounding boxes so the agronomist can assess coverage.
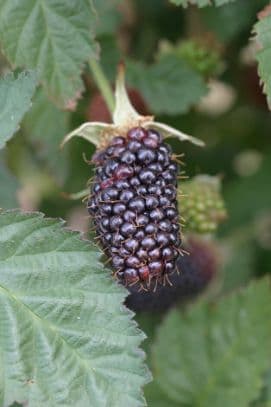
[89,59,115,115]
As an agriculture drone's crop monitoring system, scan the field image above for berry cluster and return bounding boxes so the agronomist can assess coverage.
[181,176,227,234]
[126,237,218,312]
[88,127,181,287]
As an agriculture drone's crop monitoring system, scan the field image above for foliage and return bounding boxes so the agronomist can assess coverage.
[0,0,271,406]
[0,71,37,148]
[151,279,271,407]
[0,0,97,109]
[255,13,271,109]
[0,210,150,406]
[127,55,207,115]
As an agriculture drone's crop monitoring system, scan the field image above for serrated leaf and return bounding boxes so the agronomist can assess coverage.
[170,0,235,7]
[255,13,271,109]
[0,0,97,109]
[0,70,37,148]
[152,278,271,407]
[0,159,19,209]
[127,55,207,115]
[0,210,150,406]
[23,88,70,182]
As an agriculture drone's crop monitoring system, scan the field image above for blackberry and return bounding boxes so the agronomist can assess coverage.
[88,126,181,288]
[125,237,219,312]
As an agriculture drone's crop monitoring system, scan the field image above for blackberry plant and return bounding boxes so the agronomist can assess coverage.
[63,65,203,289]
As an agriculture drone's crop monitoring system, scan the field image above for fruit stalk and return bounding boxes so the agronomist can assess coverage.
[89,59,115,114]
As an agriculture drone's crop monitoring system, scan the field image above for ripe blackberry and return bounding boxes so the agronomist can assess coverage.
[125,237,219,312]
[62,63,204,289]
[88,127,181,288]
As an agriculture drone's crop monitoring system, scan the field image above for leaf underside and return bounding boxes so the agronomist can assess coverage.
[0,210,150,407]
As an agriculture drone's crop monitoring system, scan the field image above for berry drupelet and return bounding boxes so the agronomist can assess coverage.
[88,126,181,287]
[126,237,219,312]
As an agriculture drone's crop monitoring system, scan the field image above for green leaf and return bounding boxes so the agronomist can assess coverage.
[127,55,207,115]
[145,380,180,407]
[90,0,121,36]
[0,70,37,149]
[222,149,271,233]
[255,13,271,109]
[0,210,150,406]
[0,159,19,209]
[152,278,271,407]
[0,0,97,109]
[170,0,235,7]
[23,88,70,182]
[221,239,256,293]
[201,0,265,43]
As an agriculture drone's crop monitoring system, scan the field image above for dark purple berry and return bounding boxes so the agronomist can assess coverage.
[101,217,110,230]
[110,216,123,230]
[148,129,162,143]
[159,219,172,232]
[126,256,140,268]
[100,204,112,215]
[124,268,138,283]
[137,148,156,164]
[157,232,170,247]
[100,179,114,189]
[112,255,125,269]
[145,195,159,209]
[129,176,141,187]
[113,203,126,215]
[123,210,136,222]
[120,189,134,202]
[137,248,148,260]
[128,197,145,213]
[134,230,145,240]
[159,196,171,207]
[120,222,136,237]
[101,187,119,201]
[149,208,164,221]
[141,237,156,250]
[145,223,158,235]
[127,140,142,152]
[165,208,178,219]
[124,238,139,253]
[136,214,149,227]
[149,261,163,275]
[143,137,159,149]
[139,169,156,185]
[162,247,174,260]
[114,165,134,180]
[127,127,147,141]
[115,179,130,189]
[112,233,125,247]
[111,136,125,146]
[89,130,182,287]
[104,159,119,176]
[148,163,163,173]
[137,185,148,195]
[149,248,161,260]
[121,150,136,164]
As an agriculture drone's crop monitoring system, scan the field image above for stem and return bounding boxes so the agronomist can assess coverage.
[89,59,115,115]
